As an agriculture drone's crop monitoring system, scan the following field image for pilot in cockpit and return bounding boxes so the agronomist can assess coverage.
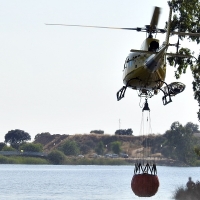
[148,41,159,52]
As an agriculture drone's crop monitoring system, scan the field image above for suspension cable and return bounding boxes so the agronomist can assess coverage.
[139,98,152,164]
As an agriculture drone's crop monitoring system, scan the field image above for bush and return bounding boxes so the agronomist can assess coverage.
[111,141,121,154]
[2,145,16,151]
[95,141,104,155]
[48,150,65,164]
[19,143,43,152]
[90,130,104,134]
[62,140,79,156]
[173,180,200,200]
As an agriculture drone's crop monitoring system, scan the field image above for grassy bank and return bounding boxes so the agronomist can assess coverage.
[0,155,49,164]
[0,155,131,165]
[0,155,191,166]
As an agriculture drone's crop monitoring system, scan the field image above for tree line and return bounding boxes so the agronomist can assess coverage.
[0,128,125,164]
[1,121,200,166]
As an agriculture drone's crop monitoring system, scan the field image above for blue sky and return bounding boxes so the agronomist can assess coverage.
[0,0,199,142]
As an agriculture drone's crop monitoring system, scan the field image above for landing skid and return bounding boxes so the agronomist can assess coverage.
[116,78,140,101]
[116,79,185,105]
[156,80,172,105]
[157,81,185,105]
[116,86,127,101]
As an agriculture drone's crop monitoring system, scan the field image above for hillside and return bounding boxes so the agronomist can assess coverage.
[34,133,160,158]
[34,133,189,166]
[34,133,69,152]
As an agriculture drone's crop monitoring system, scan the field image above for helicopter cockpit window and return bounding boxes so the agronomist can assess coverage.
[148,41,159,52]
[124,58,129,69]
[128,60,133,68]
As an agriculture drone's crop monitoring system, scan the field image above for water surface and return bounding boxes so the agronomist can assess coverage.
[0,165,198,200]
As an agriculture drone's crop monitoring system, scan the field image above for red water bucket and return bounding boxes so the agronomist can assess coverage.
[131,173,159,197]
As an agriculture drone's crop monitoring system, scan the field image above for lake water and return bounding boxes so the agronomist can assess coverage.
[0,165,199,200]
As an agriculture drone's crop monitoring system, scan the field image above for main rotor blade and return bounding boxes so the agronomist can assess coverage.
[150,7,160,30]
[172,32,200,37]
[45,24,138,31]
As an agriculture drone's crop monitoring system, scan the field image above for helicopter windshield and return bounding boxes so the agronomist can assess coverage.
[148,41,159,52]
[140,38,159,51]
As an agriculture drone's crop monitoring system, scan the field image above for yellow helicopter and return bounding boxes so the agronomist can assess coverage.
[116,5,185,105]
[46,2,199,105]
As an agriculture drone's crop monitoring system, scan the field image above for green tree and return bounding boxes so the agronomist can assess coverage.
[185,122,200,133]
[48,150,65,164]
[163,122,197,165]
[111,141,121,154]
[19,143,43,152]
[167,0,200,120]
[95,141,104,155]
[62,140,79,156]
[115,129,133,135]
[5,129,31,148]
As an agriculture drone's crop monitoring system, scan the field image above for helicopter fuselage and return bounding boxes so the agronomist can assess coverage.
[123,38,166,91]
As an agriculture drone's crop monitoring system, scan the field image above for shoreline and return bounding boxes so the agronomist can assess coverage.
[0,154,190,167]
